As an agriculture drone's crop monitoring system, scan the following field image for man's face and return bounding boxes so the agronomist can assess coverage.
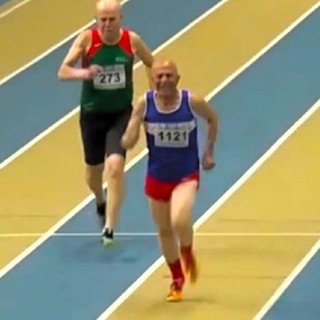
[152,65,180,95]
[96,7,121,39]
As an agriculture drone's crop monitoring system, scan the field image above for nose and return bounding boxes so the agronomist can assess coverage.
[160,75,169,82]
[105,19,112,27]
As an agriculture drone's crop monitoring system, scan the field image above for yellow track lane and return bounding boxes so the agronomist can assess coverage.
[0,0,95,78]
[0,0,318,279]
[105,75,320,320]
[103,1,320,319]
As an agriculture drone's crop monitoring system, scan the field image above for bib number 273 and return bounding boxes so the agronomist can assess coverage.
[99,72,120,84]
[93,65,126,90]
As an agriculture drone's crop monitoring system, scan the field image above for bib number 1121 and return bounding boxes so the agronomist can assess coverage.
[155,129,188,147]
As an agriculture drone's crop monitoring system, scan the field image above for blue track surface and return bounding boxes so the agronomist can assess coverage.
[0,0,222,163]
[1,1,320,319]
[0,0,10,6]
[263,250,320,320]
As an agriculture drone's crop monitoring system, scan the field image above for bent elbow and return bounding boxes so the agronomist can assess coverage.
[57,70,65,81]
[57,65,68,81]
[57,69,64,81]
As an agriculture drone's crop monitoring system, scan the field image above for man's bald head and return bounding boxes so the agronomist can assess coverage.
[96,0,122,15]
[95,0,122,41]
[151,58,180,95]
[151,59,179,76]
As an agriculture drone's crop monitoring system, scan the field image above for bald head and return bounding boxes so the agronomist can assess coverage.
[96,0,121,14]
[152,59,179,75]
[151,58,180,95]
[95,0,122,41]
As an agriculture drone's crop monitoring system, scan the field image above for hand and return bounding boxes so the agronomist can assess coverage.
[121,135,129,150]
[202,150,215,170]
[85,65,104,80]
[121,133,134,150]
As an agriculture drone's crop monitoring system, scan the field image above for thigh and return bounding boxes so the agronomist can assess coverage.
[79,111,108,166]
[170,178,199,222]
[148,198,171,232]
[105,106,133,158]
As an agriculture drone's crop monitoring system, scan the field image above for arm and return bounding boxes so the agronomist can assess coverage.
[190,94,218,155]
[57,30,92,81]
[121,95,146,150]
[130,32,154,89]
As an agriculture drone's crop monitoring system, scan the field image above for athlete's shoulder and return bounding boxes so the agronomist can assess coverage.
[74,28,94,47]
[187,92,218,121]
[188,92,206,106]
[126,30,147,49]
[131,94,147,119]
[127,29,140,40]
[142,89,155,101]
[126,29,153,66]
[79,27,95,39]
[137,89,155,104]
[136,93,148,108]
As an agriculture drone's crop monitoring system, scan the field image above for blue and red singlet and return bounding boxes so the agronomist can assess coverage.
[143,89,200,201]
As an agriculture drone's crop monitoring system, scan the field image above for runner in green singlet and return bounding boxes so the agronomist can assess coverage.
[57,0,154,246]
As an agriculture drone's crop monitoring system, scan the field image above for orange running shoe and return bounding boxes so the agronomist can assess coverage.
[166,279,184,302]
[182,252,199,284]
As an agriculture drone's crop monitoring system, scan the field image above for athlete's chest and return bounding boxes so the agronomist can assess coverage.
[90,47,133,90]
[146,119,196,148]
[90,46,132,64]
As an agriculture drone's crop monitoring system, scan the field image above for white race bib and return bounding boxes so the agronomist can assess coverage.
[93,64,126,90]
[154,127,189,148]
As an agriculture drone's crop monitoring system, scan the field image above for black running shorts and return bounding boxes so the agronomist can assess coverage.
[79,106,132,166]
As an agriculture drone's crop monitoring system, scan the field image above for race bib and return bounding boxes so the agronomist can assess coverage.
[154,127,189,148]
[93,64,126,90]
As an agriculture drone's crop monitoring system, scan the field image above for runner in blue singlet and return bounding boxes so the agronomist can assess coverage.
[121,59,218,302]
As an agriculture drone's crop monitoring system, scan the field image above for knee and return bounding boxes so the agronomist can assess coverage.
[157,225,174,239]
[106,155,125,180]
[86,164,104,183]
[171,214,183,231]
[171,210,190,232]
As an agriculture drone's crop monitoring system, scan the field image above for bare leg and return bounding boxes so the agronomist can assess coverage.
[171,180,199,283]
[149,198,177,262]
[101,154,125,246]
[149,198,185,302]
[85,163,105,204]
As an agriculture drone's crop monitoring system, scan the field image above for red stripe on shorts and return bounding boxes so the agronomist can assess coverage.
[144,172,200,202]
